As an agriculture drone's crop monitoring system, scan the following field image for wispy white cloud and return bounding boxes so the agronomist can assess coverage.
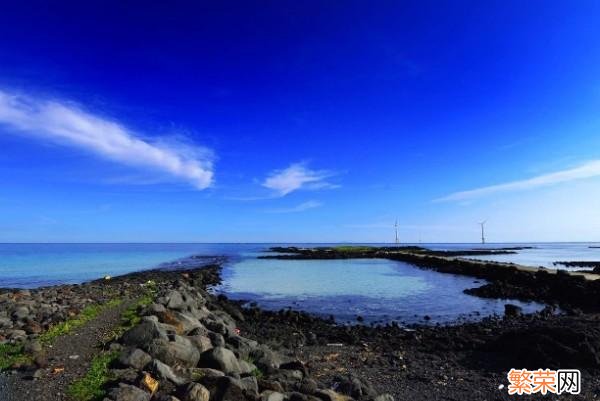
[435,160,600,202]
[0,90,214,189]
[262,162,337,196]
[266,200,322,213]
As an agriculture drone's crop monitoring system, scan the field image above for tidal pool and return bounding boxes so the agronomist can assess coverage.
[217,257,545,325]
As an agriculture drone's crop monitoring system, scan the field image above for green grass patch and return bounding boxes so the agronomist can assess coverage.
[67,351,119,401]
[332,246,376,253]
[68,288,156,400]
[1,297,121,371]
[250,367,264,379]
[242,355,255,364]
[105,297,124,308]
[103,290,156,344]
[0,343,31,371]
[39,298,123,345]
[242,355,263,379]
[122,293,154,328]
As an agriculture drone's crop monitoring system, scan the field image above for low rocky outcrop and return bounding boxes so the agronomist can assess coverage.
[0,265,220,346]
[104,275,393,401]
[0,287,101,343]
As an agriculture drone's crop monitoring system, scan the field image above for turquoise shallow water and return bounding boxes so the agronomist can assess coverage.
[3,242,595,324]
[221,258,431,298]
[215,256,544,324]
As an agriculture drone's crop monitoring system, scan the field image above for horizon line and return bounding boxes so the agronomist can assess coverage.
[0,241,598,245]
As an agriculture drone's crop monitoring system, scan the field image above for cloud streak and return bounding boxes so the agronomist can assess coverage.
[262,162,337,196]
[436,160,600,202]
[0,90,214,189]
[266,200,322,213]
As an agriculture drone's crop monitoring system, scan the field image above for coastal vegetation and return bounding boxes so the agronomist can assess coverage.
[263,245,519,260]
[39,298,123,345]
[68,282,158,400]
[331,246,377,253]
[67,351,119,401]
[0,343,30,371]
[102,282,156,345]
[0,297,123,372]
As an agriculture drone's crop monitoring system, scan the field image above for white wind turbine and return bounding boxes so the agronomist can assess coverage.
[479,220,487,244]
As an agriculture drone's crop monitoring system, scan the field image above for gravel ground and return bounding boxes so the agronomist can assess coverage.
[0,300,131,401]
[0,261,222,401]
[232,301,600,401]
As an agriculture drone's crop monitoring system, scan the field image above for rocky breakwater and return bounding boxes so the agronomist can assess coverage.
[0,284,119,344]
[262,246,517,260]
[265,246,600,313]
[553,261,600,273]
[0,261,220,348]
[105,277,394,401]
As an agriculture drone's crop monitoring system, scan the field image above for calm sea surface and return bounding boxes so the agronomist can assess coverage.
[1,242,597,324]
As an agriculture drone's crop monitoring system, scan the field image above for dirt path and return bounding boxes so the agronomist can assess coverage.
[0,300,132,401]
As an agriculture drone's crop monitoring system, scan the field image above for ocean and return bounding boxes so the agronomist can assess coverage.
[1,242,597,324]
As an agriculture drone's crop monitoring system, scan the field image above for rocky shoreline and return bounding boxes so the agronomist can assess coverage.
[1,263,398,401]
[0,263,221,346]
[264,246,519,258]
[553,261,600,272]
[102,265,390,401]
[2,252,600,400]
[263,246,600,313]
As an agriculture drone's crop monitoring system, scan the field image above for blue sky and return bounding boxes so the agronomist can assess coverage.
[1,1,600,243]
